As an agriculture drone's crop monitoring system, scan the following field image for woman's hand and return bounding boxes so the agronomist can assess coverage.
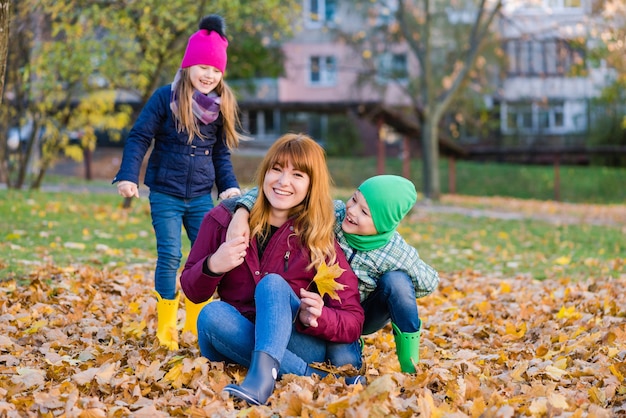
[226,207,250,246]
[206,236,248,274]
[299,288,324,328]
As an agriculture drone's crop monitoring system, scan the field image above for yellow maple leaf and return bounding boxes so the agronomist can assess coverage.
[312,261,346,302]
[554,255,571,265]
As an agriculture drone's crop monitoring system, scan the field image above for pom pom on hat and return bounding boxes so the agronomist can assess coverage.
[181,15,228,72]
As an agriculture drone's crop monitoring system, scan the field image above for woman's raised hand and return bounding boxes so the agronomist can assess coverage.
[298,288,324,328]
[207,236,248,274]
[226,207,250,246]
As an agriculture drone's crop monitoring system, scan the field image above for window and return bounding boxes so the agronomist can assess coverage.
[376,0,398,26]
[503,101,572,134]
[246,110,277,136]
[310,56,337,86]
[305,0,336,26]
[545,0,581,8]
[544,41,558,74]
[377,52,408,82]
[505,39,585,76]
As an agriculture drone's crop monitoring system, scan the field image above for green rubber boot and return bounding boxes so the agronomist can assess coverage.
[392,322,421,373]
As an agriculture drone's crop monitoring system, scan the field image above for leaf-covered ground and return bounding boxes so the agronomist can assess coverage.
[0,261,624,417]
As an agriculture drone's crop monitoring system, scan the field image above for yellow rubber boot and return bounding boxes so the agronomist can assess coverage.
[182,297,212,336]
[154,291,180,350]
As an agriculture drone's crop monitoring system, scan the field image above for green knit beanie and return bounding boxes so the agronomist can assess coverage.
[360,175,417,233]
[344,175,417,251]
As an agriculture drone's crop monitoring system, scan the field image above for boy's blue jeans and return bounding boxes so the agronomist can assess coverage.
[360,271,421,334]
[197,274,363,376]
[149,190,214,300]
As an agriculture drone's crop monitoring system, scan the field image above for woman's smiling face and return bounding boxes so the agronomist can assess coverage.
[263,159,310,225]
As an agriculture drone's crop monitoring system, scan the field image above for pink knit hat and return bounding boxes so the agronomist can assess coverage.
[181,15,228,72]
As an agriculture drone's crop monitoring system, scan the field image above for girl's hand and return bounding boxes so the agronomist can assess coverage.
[226,207,250,246]
[117,181,139,198]
[206,236,248,274]
[299,288,324,328]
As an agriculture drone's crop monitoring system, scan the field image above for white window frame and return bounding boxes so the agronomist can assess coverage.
[309,55,337,86]
[375,0,399,26]
[502,101,574,134]
[544,0,582,9]
[304,0,337,28]
[376,52,409,83]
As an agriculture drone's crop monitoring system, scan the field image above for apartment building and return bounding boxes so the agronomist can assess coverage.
[237,0,417,156]
[236,0,616,156]
[497,0,614,149]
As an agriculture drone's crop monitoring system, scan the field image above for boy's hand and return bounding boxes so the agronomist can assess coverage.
[206,236,248,274]
[219,187,241,200]
[226,207,250,246]
[117,181,139,198]
[299,288,324,328]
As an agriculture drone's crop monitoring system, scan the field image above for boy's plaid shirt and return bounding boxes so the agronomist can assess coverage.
[334,200,439,302]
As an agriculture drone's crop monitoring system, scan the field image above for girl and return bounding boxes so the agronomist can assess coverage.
[113,15,244,350]
[180,133,365,406]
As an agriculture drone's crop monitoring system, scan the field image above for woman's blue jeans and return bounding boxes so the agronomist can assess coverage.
[360,271,421,335]
[149,190,214,300]
[197,274,362,376]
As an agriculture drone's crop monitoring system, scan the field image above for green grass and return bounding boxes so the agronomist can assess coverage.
[322,157,626,204]
[401,212,624,281]
[0,190,162,279]
[1,187,623,282]
[40,154,626,204]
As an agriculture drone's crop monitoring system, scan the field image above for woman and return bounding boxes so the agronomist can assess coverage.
[180,133,364,406]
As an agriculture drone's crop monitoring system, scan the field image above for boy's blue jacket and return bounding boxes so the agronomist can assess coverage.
[113,85,239,198]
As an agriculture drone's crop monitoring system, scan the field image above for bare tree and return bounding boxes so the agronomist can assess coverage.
[341,0,502,200]
[0,0,8,102]
[0,0,9,183]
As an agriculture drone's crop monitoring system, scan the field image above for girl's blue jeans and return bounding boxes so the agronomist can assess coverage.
[360,270,421,334]
[149,190,214,300]
[197,274,363,376]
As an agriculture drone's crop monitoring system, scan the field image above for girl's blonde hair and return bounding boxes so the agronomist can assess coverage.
[249,133,336,269]
[174,68,243,149]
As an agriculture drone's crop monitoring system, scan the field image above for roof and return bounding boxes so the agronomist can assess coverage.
[358,105,468,157]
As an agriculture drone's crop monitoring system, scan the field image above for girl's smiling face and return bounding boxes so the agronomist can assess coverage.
[341,190,377,236]
[189,65,223,94]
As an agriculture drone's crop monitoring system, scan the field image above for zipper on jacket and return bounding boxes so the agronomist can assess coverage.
[283,251,290,272]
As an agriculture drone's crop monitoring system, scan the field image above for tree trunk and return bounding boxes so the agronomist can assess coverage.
[30,166,46,190]
[15,120,41,189]
[0,0,10,184]
[421,118,441,200]
[0,0,9,103]
[84,148,92,180]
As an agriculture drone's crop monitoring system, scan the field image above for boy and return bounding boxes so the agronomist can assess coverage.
[228,175,439,373]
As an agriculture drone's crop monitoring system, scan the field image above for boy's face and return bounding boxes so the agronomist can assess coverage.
[341,190,377,236]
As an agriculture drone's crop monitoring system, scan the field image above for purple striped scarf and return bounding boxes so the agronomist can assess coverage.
[170,69,221,125]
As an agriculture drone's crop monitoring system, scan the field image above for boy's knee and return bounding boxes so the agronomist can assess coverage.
[380,271,412,291]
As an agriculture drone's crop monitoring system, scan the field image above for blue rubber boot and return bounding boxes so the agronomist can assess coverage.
[223,351,279,406]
